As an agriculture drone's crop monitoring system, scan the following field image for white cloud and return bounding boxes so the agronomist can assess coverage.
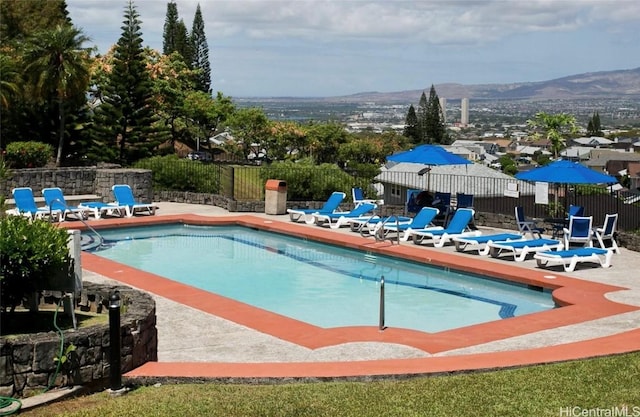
[66,0,640,96]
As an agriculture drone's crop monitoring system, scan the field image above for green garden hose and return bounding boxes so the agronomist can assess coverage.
[46,299,66,392]
[0,396,22,415]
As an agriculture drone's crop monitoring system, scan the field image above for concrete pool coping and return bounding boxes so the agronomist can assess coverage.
[70,203,640,379]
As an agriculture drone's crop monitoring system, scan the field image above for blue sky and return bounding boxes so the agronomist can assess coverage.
[66,0,640,98]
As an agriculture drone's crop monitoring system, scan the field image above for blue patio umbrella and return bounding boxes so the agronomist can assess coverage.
[515,159,618,215]
[387,145,471,203]
[387,144,472,166]
[515,160,617,184]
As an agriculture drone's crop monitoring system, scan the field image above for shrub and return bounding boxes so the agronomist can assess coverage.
[5,141,54,168]
[261,160,356,200]
[0,216,74,310]
[135,155,219,193]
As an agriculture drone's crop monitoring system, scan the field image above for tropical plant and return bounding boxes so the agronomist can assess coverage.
[527,112,578,158]
[0,216,74,311]
[22,24,92,167]
[0,52,20,110]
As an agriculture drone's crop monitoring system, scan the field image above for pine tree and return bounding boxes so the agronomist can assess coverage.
[175,19,193,67]
[162,1,179,55]
[586,111,602,136]
[424,85,447,144]
[95,0,167,164]
[416,91,428,143]
[403,104,419,144]
[191,4,211,93]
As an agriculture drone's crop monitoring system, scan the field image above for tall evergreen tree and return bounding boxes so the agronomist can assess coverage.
[403,104,419,144]
[95,0,166,164]
[587,111,602,136]
[162,1,179,55]
[424,85,447,144]
[175,19,193,67]
[191,4,211,93]
[416,91,428,143]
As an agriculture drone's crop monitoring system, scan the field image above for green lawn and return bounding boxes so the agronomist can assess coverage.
[21,351,640,417]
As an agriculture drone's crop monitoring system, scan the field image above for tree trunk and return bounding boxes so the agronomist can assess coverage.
[56,98,65,167]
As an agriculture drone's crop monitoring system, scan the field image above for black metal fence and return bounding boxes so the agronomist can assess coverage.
[150,162,640,232]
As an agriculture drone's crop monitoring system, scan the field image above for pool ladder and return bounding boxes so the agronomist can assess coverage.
[357,216,401,245]
[363,253,386,331]
[49,199,107,250]
[379,275,385,331]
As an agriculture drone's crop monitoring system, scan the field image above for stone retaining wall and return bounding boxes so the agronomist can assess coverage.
[2,167,154,203]
[0,282,157,398]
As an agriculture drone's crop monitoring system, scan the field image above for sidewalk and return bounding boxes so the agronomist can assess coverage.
[83,202,640,377]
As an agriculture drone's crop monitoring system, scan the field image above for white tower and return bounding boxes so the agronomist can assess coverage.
[439,97,447,124]
[461,98,469,127]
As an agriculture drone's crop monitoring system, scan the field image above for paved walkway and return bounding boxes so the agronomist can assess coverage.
[81,202,640,379]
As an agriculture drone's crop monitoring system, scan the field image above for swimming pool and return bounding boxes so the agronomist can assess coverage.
[84,223,554,333]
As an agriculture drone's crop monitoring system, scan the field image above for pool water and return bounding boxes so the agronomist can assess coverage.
[85,224,554,333]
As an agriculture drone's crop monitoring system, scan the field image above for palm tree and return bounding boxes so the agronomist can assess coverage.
[22,24,92,166]
[0,53,21,111]
[527,112,578,159]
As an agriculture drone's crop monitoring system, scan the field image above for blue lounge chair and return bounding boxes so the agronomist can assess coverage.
[287,191,346,224]
[487,238,563,262]
[515,206,545,238]
[534,247,612,272]
[351,187,378,207]
[379,206,440,242]
[453,233,524,255]
[593,213,620,254]
[42,187,91,221]
[409,208,480,247]
[312,202,377,229]
[551,205,584,238]
[10,187,60,221]
[348,215,412,234]
[563,216,593,249]
[78,201,125,219]
[112,184,158,217]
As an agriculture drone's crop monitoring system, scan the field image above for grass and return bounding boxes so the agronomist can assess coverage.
[1,309,107,337]
[20,351,640,417]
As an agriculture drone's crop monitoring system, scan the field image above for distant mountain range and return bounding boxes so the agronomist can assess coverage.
[298,67,640,103]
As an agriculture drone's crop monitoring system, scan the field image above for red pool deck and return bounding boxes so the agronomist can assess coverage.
[71,214,640,380]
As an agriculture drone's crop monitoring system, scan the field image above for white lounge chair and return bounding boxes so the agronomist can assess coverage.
[42,187,91,221]
[10,187,61,221]
[112,184,158,217]
[286,191,346,224]
[379,207,440,242]
[515,206,545,238]
[348,215,411,234]
[563,216,593,249]
[78,201,125,219]
[534,247,613,272]
[409,208,481,247]
[453,233,524,255]
[488,238,563,262]
[312,202,377,229]
[593,213,620,254]
[351,187,379,207]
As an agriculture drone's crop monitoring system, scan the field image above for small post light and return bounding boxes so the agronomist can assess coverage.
[108,290,122,391]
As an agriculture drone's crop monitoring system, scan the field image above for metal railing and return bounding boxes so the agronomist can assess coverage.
[149,162,640,232]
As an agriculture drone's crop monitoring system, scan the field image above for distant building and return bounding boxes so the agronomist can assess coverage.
[461,98,469,126]
[439,97,447,124]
